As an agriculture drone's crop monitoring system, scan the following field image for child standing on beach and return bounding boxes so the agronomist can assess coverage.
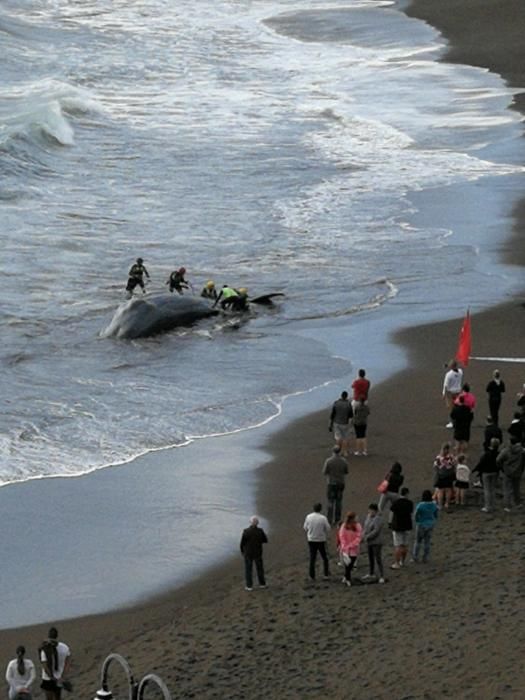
[412,490,439,563]
[338,512,362,587]
[454,454,470,506]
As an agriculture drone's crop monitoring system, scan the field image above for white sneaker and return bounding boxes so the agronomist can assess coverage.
[480,507,489,513]
[354,451,360,456]
[503,507,511,513]
[378,577,386,584]
[390,563,401,570]
[344,579,352,587]
[245,586,253,591]
[362,451,368,456]
[446,421,453,428]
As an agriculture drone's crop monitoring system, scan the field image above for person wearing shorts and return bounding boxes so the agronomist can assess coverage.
[389,487,413,569]
[328,391,353,456]
[353,397,370,456]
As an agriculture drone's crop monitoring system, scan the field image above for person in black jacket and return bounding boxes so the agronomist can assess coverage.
[486,369,505,425]
[240,516,268,591]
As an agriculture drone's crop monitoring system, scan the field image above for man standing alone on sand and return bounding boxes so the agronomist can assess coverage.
[304,503,331,581]
[240,516,268,591]
[351,369,370,406]
[442,359,463,427]
[322,445,349,525]
[328,391,353,456]
[39,627,71,700]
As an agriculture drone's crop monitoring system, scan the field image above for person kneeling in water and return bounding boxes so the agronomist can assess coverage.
[214,284,239,310]
[201,280,217,300]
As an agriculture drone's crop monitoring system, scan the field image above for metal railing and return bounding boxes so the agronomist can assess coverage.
[94,653,172,700]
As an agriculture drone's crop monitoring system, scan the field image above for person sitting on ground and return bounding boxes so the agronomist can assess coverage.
[214,284,239,310]
[126,257,150,297]
[338,511,362,587]
[5,645,36,700]
[390,487,413,569]
[454,454,470,506]
[200,280,217,300]
[167,267,190,294]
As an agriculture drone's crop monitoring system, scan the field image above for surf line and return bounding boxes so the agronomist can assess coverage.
[470,356,525,363]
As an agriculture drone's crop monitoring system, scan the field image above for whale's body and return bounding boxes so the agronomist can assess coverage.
[102,294,219,339]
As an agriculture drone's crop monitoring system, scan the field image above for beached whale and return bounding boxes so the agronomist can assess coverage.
[101,294,219,339]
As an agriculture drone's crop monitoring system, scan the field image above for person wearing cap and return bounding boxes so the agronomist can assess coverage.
[240,516,268,591]
[214,285,239,310]
[125,257,150,297]
[200,280,217,300]
[167,267,190,294]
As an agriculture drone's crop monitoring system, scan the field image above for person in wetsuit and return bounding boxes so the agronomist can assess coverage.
[126,257,150,297]
[201,280,218,300]
[167,267,190,294]
[231,287,249,312]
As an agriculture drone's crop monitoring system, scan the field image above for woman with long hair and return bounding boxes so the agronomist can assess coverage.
[337,511,363,586]
[5,645,35,699]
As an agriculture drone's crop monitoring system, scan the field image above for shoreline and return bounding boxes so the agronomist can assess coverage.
[1,0,524,695]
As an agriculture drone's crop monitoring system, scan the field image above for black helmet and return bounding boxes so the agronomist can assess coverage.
[136,257,143,264]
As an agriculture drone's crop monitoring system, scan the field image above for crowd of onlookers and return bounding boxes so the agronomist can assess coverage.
[240,365,525,590]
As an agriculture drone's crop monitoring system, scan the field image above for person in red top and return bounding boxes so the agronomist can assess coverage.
[351,369,370,405]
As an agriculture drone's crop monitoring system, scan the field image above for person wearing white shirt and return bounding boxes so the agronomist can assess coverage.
[39,627,71,700]
[303,503,331,580]
[5,645,35,699]
[442,360,464,427]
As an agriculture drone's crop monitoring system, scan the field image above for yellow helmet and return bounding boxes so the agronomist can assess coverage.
[238,287,248,295]
[206,280,215,289]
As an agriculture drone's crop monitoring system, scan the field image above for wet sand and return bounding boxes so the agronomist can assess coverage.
[1,0,524,697]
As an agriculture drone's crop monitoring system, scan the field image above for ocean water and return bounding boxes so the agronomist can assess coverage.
[1,0,523,487]
[0,0,524,626]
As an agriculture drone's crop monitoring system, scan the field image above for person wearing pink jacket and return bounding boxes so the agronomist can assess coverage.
[337,512,363,587]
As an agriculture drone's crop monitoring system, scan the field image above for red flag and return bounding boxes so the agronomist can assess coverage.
[455,310,471,366]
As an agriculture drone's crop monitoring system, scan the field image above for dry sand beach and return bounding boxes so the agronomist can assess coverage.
[1,0,524,698]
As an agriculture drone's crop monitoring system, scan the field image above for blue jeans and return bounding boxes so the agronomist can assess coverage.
[413,525,434,562]
[482,472,499,510]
